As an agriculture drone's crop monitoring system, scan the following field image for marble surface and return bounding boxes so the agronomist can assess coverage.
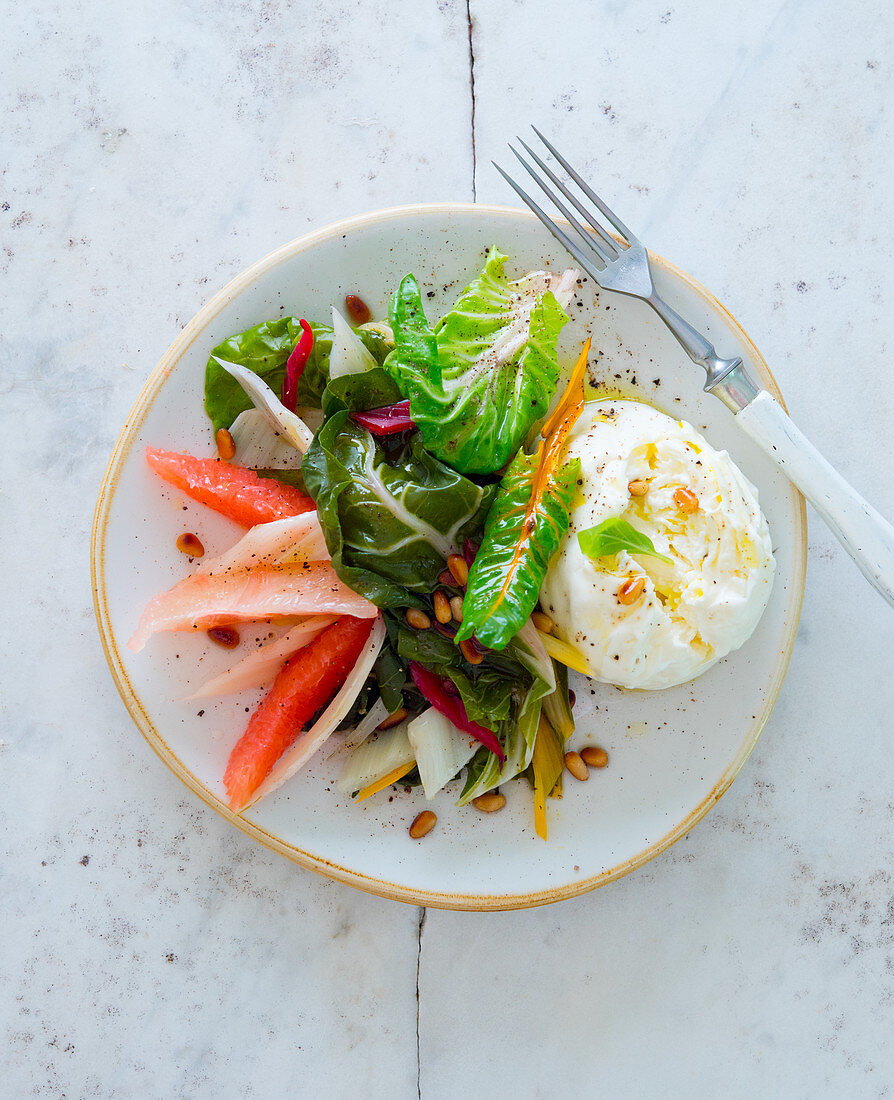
[2,0,892,1095]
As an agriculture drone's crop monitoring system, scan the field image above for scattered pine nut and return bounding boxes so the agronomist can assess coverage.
[216,428,236,460]
[176,532,205,557]
[617,576,646,605]
[581,746,609,768]
[377,707,407,730]
[673,487,699,513]
[438,569,457,587]
[628,478,649,496]
[532,610,554,634]
[344,294,372,324]
[459,638,483,665]
[449,595,464,622]
[472,792,506,813]
[564,751,589,782]
[405,608,431,630]
[207,626,240,648]
[433,589,452,624]
[447,553,469,587]
[409,810,437,839]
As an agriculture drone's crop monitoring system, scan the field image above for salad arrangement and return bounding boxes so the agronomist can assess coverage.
[130,249,616,840]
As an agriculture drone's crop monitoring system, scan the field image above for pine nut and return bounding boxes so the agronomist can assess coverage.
[532,611,554,634]
[344,294,372,324]
[438,569,457,587]
[377,707,407,730]
[581,746,609,768]
[472,792,506,813]
[216,428,236,460]
[447,553,469,587]
[564,751,589,781]
[449,596,463,622]
[176,532,205,557]
[409,810,437,839]
[207,626,240,649]
[673,487,699,513]
[617,576,646,605]
[433,589,452,624]
[405,609,431,630]
[628,478,649,496]
[459,638,483,665]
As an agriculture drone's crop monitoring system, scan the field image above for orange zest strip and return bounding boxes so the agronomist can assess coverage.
[487,338,592,615]
[354,760,417,802]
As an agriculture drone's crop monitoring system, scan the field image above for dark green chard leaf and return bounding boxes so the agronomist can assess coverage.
[394,625,522,727]
[455,453,581,650]
[321,367,404,418]
[384,249,572,475]
[255,468,308,492]
[204,319,390,430]
[301,414,495,609]
[373,638,406,715]
[577,517,673,564]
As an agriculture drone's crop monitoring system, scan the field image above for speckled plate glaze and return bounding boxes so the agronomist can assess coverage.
[92,204,806,911]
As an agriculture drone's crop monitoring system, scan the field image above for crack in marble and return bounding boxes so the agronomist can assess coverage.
[466,0,477,200]
[415,906,427,1098]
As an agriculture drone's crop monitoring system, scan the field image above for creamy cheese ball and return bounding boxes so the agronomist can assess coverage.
[541,400,775,690]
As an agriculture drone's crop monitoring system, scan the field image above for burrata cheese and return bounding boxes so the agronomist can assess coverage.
[540,400,774,690]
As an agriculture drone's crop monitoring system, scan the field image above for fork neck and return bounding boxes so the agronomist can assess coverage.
[646,291,759,412]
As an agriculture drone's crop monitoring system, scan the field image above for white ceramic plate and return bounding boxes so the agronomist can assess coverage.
[92,204,806,911]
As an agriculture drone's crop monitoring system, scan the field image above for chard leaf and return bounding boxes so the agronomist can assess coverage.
[373,638,406,715]
[204,318,390,430]
[301,414,495,609]
[541,659,574,742]
[454,621,558,806]
[456,674,550,805]
[455,452,581,650]
[385,249,575,474]
[531,715,566,840]
[577,517,673,564]
[394,626,521,727]
[321,367,404,418]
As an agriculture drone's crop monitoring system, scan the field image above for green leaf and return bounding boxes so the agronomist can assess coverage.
[455,621,558,805]
[301,413,495,609]
[384,250,571,474]
[455,453,581,650]
[203,318,390,430]
[531,714,566,839]
[541,659,574,742]
[321,366,404,419]
[373,639,407,715]
[577,517,673,564]
[394,625,522,727]
[255,468,308,493]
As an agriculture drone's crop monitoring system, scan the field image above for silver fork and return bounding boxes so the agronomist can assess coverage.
[494,128,894,609]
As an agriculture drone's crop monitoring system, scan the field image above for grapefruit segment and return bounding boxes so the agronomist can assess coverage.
[145,446,314,527]
[127,562,376,652]
[224,616,375,811]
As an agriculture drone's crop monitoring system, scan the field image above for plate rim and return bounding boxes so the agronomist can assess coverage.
[91,202,807,911]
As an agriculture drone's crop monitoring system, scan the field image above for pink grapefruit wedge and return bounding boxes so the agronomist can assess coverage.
[224,616,375,811]
[146,446,314,527]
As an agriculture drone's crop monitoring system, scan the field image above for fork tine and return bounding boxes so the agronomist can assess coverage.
[507,145,615,267]
[531,126,638,244]
[516,137,620,258]
[491,161,606,273]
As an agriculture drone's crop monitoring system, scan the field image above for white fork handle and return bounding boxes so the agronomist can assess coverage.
[737,391,894,607]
